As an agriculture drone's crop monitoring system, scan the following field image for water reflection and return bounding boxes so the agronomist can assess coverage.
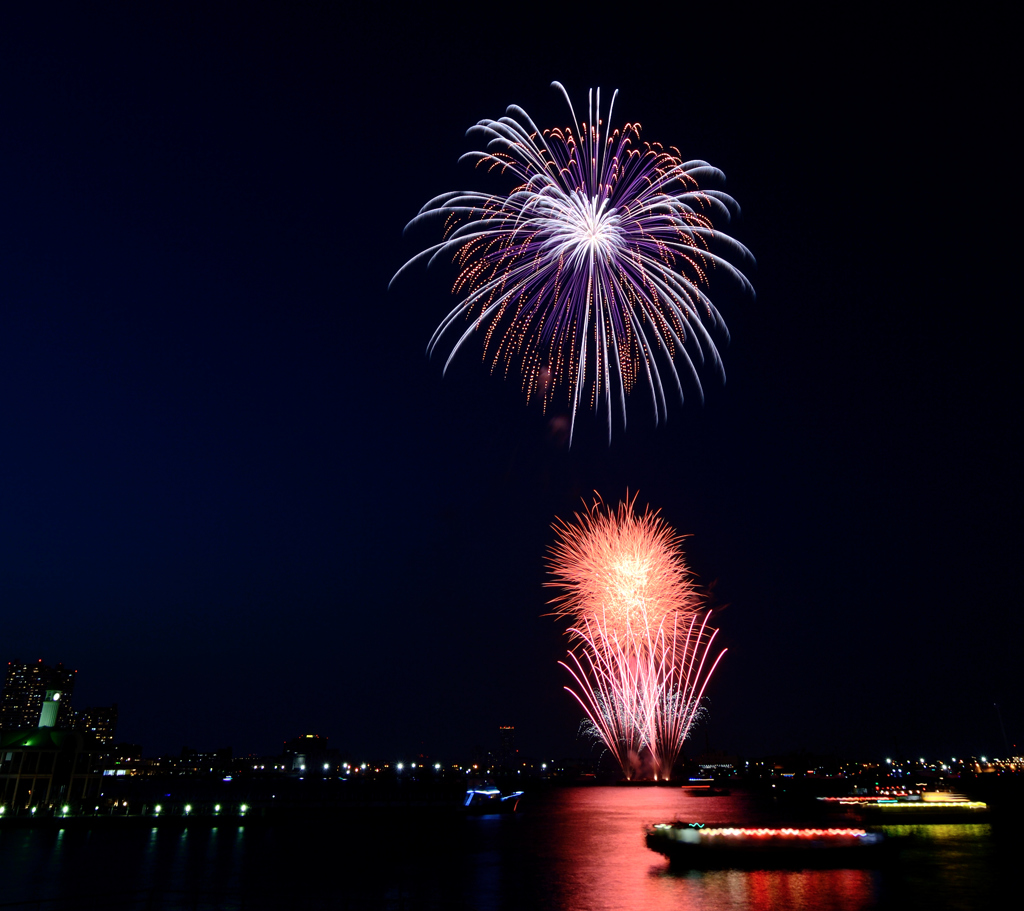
[535,788,882,911]
[651,868,879,911]
[0,788,999,909]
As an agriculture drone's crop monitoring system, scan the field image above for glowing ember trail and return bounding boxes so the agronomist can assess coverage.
[391,82,754,443]
[548,495,725,780]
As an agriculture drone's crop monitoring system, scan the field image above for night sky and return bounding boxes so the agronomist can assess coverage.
[1,5,1018,763]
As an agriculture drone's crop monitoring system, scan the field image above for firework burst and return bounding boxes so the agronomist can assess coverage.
[548,495,725,780]
[392,82,754,442]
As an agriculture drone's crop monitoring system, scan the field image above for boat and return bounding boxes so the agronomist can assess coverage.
[683,778,731,796]
[817,791,989,824]
[463,786,523,814]
[645,822,887,868]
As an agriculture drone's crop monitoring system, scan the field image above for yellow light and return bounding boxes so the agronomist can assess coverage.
[879,800,987,810]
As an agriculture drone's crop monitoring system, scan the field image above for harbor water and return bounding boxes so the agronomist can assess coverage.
[0,786,1007,910]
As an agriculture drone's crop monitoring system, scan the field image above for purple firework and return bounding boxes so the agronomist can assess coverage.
[392,82,754,442]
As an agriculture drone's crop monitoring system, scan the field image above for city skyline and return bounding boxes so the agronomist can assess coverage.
[0,654,1016,769]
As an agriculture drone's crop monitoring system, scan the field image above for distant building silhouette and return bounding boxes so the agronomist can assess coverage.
[75,704,118,746]
[284,734,329,773]
[499,725,516,769]
[0,660,76,731]
[109,742,142,763]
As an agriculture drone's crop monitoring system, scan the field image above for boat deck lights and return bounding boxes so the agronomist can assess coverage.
[817,796,986,809]
[819,797,902,804]
[875,801,987,810]
[464,788,503,807]
[655,824,869,838]
[711,827,869,838]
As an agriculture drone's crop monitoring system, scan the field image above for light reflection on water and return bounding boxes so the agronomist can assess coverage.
[0,787,1001,910]
[653,868,878,911]
[523,787,882,911]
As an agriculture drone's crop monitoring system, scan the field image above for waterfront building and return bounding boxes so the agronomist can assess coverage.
[0,661,76,731]
[694,750,740,776]
[0,729,103,809]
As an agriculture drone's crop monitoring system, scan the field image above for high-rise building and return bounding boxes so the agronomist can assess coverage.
[0,661,76,731]
[499,725,516,769]
[75,704,118,746]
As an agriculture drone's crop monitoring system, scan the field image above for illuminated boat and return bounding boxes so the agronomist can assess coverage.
[683,778,731,796]
[645,823,886,868]
[818,791,989,823]
[463,787,524,814]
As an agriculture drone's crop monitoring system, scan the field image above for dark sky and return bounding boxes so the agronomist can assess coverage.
[1,4,1018,763]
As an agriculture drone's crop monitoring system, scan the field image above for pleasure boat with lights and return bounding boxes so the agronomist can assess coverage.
[683,778,731,796]
[817,790,989,823]
[645,822,886,868]
[463,786,524,814]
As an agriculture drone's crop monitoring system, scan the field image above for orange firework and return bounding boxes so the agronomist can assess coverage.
[548,494,699,652]
[548,494,725,780]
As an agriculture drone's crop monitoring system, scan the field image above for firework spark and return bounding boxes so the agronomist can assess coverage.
[392,82,753,442]
[548,495,725,780]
